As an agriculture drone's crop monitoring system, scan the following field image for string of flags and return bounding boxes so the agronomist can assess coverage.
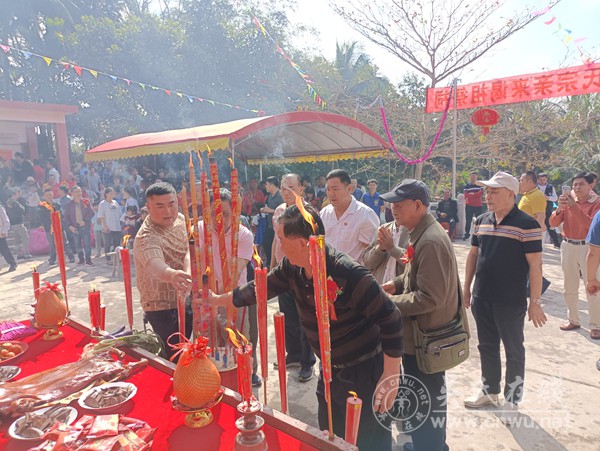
[251,15,327,110]
[0,43,265,116]
[533,5,593,65]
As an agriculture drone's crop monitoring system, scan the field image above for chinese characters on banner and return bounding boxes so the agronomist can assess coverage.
[425,62,600,113]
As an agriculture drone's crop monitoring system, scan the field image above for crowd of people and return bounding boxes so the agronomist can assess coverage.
[2,152,600,450]
[127,166,598,450]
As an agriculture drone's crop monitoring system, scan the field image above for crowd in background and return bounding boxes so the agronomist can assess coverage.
[0,150,593,274]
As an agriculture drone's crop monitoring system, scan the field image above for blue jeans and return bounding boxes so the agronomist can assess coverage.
[45,230,56,262]
[69,225,92,262]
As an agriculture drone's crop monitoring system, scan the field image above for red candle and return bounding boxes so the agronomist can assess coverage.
[177,290,186,339]
[200,170,215,291]
[51,211,68,312]
[100,304,106,331]
[120,239,134,330]
[236,343,253,407]
[345,391,362,445]
[32,267,40,300]
[309,234,333,439]
[188,153,200,248]
[253,247,268,404]
[226,328,253,407]
[88,287,101,330]
[209,156,232,295]
[181,185,191,232]
[201,271,212,347]
[274,311,288,414]
[229,160,240,285]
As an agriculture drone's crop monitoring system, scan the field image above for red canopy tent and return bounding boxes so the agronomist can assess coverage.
[84,111,390,166]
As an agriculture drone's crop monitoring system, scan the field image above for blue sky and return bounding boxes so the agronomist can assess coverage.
[288,0,600,86]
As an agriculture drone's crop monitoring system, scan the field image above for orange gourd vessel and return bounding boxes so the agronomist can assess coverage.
[34,282,67,328]
[173,336,221,409]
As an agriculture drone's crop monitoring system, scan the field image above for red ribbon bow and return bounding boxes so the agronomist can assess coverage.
[401,245,415,265]
[326,277,342,321]
[167,333,212,365]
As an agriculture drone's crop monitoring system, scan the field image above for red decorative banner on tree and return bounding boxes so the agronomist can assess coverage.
[426,62,600,113]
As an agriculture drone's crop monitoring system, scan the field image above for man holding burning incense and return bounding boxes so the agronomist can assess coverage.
[134,182,193,359]
[210,204,403,450]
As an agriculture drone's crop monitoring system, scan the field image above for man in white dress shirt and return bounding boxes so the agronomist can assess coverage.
[319,169,380,264]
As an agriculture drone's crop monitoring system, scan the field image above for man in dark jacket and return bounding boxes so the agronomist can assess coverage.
[37,189,61,265]
[5,188,30,259]
[63,186,94,265]
[436,188,459,240]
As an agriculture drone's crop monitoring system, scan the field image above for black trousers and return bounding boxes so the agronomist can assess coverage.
[263,227,275,268]
[144,306,193,361]
[545,202,560,246]
[278,290,315,369]
[402,354,448,451]
[104,230,122,257]
[464,205,482,236]
[316,352,392,451]
[471,297,526,403]
[0,237,16,267]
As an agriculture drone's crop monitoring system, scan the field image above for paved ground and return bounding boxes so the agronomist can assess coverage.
[1,241,599,450]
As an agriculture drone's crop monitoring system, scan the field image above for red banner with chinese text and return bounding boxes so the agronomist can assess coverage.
[425,62,600,113]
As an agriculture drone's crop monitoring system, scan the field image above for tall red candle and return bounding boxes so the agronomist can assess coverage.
[88,287,101,330]
[120,237,134,330]
[309,234,333,439]
[253,247,268,404]
[51,211,68,312]
[274,311,288,414]
[100,304,106,331]
[177,290,186,339]
[229,159,240,286]
[345,391,362,445]
[32,267,40,300]
[200,170,215,291]
[236,343,253,407]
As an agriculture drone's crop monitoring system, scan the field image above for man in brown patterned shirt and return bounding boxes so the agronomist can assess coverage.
[134,182,192,358]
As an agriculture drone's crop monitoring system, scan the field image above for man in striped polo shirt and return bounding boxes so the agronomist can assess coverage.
[463,172,547,426]
[211,204,403,450]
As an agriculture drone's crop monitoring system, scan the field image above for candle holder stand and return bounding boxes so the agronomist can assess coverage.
[235,398,267,450]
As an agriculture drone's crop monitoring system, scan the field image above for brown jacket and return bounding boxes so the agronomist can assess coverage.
[392,214,463,355]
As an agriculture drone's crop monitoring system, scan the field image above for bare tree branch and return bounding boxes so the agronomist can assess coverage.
[330,0,564,87]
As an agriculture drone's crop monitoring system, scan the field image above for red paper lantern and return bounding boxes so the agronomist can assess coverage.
[471,108,500,136]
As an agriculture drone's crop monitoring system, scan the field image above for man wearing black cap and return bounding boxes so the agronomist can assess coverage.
[381,179,460,451]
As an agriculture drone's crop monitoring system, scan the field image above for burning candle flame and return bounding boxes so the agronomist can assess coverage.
[252,245,262,267]
[90,283,96,292]
[31,265,38,272]
[226,327,250,349]
[205,266,211,276]
[293,192,318,235]
[122,235,131,248]
[348,391,358,400]
[206,144,213,157]
[227,157,234,168]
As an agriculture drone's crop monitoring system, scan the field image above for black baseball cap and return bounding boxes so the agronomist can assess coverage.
[380,179,430,206]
